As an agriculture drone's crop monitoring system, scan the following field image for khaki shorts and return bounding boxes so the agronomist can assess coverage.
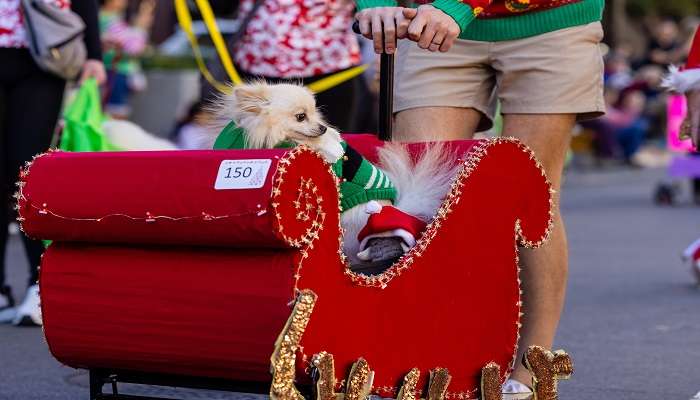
[394,22,606,132]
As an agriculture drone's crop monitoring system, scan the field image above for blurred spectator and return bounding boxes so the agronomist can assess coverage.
[584,89,649,165]
[633,65,666,140]
[616,90,651,163]
[583,19,700,167]
[605,51,634,90]
[172,101,218,149]
[99,0,155,118]
[0,0,105,326]
[203,0,365,132]
[639,19,686,68]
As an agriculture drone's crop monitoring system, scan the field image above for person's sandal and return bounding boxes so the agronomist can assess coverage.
[502,378,533,400]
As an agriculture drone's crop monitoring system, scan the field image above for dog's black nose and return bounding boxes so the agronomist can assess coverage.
[318,124,327,135]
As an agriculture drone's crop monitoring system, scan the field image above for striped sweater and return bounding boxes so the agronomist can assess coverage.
[332,142,396,211]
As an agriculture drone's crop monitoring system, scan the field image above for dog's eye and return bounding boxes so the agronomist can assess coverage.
[295,113,307,122]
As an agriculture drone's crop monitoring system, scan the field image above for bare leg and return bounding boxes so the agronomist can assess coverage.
[394,108,572,387]
[393,106,482,142]
[501,114,575,385]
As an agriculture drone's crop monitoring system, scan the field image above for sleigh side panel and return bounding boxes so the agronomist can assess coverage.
[295,138,552,398]
[40,243,297,382]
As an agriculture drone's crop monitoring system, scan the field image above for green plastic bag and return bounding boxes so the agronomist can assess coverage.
[59,78,121,152]
[45,79,121,247]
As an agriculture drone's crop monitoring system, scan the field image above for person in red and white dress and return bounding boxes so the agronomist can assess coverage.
[0,0,105,326]
[664,28,700,285]
[227,0,364,131]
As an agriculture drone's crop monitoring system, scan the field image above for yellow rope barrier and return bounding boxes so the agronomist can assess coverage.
[174,0,367,94]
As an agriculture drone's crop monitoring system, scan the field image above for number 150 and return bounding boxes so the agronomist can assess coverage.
[225,166,252,178]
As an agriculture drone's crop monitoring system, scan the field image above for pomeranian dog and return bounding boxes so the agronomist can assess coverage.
[208,82,458,267]
[208,82,345,163]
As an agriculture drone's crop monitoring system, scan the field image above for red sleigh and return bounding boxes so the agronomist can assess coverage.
[17,134,563,399]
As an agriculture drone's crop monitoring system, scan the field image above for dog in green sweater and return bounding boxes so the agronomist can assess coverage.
[210,82,457,269]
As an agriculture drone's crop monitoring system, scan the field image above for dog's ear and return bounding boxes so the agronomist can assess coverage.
[233,84,269,114]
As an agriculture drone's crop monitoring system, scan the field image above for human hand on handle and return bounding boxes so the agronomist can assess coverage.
[356,5,460,54]
[356,7,415,54]
[407,5,460,52]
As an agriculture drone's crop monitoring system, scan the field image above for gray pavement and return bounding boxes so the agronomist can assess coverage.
[1,167,699,399]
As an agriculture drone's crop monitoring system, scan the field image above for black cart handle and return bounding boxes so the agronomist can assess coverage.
[353,21,394,141]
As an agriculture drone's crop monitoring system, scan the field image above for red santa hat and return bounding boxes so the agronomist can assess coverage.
[357,201,427,255]
[663,28,700,93]
[682,236,700,284]
[682,236,700,263]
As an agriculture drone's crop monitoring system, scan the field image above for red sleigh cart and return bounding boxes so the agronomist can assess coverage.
[16,54,571,400]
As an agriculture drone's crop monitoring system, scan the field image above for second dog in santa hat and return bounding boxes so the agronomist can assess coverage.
[356,200,427,262]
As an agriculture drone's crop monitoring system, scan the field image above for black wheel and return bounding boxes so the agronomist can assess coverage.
[654,183,676,205]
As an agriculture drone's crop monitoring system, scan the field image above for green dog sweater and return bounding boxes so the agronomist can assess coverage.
[213,121,396,211]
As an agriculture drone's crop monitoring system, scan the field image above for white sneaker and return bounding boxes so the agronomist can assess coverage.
[503,378,533,400]
[12,284,42,326]
[0,285,16,323]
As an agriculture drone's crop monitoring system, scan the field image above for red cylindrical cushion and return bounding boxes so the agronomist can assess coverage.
[40,243,297,381]
[18,148,335,248]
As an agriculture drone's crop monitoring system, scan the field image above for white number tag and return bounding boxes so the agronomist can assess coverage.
[214,159,272,190]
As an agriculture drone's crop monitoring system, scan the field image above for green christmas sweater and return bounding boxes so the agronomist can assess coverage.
[213,121,396,211]
[356,0,604,42]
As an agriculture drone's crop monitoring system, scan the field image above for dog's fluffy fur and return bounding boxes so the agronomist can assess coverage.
[210,82,458,262]
[379,142,460,222]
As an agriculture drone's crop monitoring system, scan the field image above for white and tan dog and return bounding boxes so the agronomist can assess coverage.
[208,82,458,267]
[208,82,346,163]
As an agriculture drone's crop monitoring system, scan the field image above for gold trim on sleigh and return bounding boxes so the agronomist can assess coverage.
[270,290,573,400]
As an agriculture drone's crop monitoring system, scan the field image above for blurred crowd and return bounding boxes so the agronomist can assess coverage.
[583,17,699,166]
[94,0,386,148]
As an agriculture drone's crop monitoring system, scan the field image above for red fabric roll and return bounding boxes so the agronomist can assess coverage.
[41,243,297,382]
[18,149,334,248]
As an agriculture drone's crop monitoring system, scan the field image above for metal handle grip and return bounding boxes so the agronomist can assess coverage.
[353,21,394,141]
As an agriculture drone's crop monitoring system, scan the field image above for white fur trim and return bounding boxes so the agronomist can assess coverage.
[682,236,700,261]
[364,200,383,214]
[662,65,700,93]
[358,228,417,252]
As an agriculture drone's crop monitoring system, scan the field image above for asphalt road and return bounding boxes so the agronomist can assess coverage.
[1,167,699,400]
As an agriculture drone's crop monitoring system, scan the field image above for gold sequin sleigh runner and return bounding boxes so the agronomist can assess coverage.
[269,290,574,400]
